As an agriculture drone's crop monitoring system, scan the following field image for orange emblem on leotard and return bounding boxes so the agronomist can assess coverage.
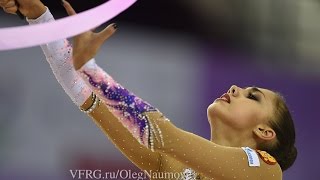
[256,150,277,165]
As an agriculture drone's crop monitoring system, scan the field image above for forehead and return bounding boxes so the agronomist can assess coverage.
[258,87,276,100]
[251,87,277,119]
[255,87,277,111]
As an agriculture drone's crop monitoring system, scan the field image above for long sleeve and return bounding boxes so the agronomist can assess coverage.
[27,8,163,173]
[78,60,167,152]
[27,7,91,106]
[77,61,282,179]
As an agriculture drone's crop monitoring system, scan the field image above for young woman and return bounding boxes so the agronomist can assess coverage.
[0,0,297,179]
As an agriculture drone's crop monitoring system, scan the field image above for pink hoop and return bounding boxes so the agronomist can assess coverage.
[0,0,136,51]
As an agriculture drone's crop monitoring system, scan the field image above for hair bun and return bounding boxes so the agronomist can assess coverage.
[289,146,297,159]
[279,145,297,171]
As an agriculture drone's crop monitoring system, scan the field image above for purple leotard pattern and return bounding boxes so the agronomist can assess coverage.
[78,60,162,150]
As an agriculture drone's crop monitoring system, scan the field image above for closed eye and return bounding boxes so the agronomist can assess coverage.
[247,93,259,101]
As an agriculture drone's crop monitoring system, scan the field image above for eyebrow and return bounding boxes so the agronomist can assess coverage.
[245,86,266,99]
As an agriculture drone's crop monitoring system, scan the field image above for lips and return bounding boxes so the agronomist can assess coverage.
[219,93,231,103]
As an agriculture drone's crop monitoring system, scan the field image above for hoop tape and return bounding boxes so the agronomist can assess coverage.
[0,0,136,51]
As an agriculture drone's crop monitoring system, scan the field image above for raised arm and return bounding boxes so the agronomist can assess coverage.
[0,0,163,173]
[67,4,282,179]
[34,6,162,173]
[76,58,282,179]
[76,63,282,179]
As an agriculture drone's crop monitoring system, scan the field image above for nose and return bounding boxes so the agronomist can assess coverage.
[228,85,239,97]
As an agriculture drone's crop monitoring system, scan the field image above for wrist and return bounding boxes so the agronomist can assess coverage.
[73,55,88,70]
[21,2,46,19]
[73,52,96,70]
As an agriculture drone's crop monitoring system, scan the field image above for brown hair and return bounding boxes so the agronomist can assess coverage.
[258,93,297,171]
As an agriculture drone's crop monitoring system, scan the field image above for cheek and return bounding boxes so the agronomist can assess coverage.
[228,106,261,128]
[208,102,261,129]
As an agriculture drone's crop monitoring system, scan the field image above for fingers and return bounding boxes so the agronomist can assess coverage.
[61,0,76,16]
[0,0,10,6]
[3,6,17,14]
[1,0,14,8]
[97,23,118,43]
[1,0,18,14]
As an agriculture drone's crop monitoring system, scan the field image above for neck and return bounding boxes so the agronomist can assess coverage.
[210,122,257,148]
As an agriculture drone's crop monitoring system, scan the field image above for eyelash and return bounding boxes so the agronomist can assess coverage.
[247,93,259,101]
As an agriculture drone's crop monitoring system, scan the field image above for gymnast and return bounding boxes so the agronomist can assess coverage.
[0,0,297,179]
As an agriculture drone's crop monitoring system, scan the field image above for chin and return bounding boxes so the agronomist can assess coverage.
[207,102,231,125]
[207,103,220,122]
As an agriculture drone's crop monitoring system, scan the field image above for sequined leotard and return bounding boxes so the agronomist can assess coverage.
[33,8,282,180]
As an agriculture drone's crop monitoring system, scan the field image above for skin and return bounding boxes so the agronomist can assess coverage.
[0,0,46,19]
[1,0,114,70]
[208,85,277,148]
[0,1,281,179]
[1,0,163,174]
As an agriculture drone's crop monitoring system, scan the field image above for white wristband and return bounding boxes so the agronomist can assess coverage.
[27,7,92,106]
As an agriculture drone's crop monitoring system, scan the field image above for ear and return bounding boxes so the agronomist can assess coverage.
[253,124,276,141]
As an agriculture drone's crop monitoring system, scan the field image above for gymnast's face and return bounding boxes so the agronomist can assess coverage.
[207,85,276,136]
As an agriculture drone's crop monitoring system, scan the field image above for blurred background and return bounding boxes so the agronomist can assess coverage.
[0,0,319,179]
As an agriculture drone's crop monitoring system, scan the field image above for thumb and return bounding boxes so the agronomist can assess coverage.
[61,0,76,16]
[97,23,118,43]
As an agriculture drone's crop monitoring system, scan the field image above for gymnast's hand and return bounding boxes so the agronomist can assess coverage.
[0,0,46,19]
[62,0,117,70]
